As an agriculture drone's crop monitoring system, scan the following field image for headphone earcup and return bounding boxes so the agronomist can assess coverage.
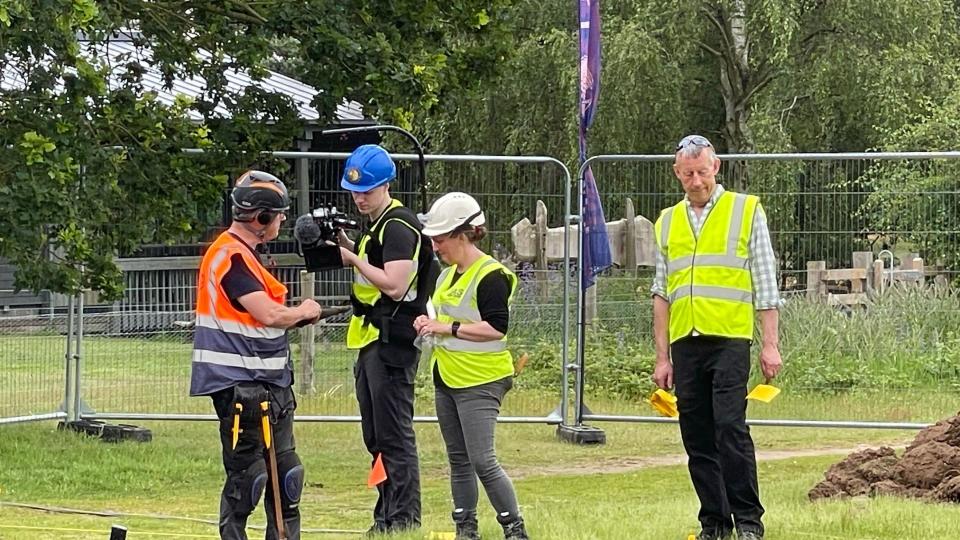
[257,211,275,225]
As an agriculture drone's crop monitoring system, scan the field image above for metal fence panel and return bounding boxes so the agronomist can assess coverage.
[0,305,71,424]
[578,153,960,426]
[73,152,573,423]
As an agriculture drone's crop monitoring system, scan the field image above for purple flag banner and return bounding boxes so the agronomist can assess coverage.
[579,0,611,289]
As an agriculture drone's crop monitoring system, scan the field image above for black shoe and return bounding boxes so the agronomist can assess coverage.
[452,508,480,540]
[364,522,388,537]
[697,531,733,540]
[497,512,529,540]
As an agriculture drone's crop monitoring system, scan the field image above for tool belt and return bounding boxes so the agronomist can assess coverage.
[226,382,295,426]
[349,294,421,347]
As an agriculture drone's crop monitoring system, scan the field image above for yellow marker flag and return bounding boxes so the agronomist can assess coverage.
[746,381,781,403]
[648,389,679,418]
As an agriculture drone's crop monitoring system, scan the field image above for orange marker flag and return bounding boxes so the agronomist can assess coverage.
[367,453,388,488]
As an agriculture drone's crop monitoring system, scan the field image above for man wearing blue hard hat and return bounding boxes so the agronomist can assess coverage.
[337,144,437,535]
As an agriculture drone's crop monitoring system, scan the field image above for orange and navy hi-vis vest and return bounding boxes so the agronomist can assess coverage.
[190,231,291,396]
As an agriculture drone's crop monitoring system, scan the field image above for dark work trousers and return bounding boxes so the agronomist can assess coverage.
[435,375,520,518]
[672,335,764,537]
[212,383,301,540]
[354,341,421,530]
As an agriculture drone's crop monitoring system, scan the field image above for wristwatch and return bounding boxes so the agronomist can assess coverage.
[451,321,461,337]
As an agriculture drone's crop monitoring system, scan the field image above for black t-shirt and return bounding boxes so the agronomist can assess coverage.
[448,268,511,334]
[220,236,265,312]
[379,220,419,263]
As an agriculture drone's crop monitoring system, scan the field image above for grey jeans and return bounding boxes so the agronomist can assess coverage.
[435,376,520,517]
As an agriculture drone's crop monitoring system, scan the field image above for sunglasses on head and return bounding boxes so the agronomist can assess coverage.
[675,135,713,152]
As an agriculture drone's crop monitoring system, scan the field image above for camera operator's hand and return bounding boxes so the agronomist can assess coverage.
[297,298,322,324]
[339,246,358,267]
[338,229,355,250]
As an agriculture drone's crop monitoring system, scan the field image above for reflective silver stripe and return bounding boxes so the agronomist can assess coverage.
[659,208,673,249]
[668,254,748,273]
[670,286,753,304]
[437,336,508,353]
[727,193,747,254]
[196,314,286,339]
[437,259,498,321]
[192,349,288,370]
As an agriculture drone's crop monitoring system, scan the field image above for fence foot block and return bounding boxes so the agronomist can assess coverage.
[556,424,606,445]
[58,420,153,443]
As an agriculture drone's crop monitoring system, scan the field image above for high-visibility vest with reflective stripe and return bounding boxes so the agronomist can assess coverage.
[346,199,421,349]
[655,190,758,343]
[431,255,517,388]
[190,232,290,396]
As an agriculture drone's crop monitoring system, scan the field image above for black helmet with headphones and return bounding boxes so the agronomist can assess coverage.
[230,170,291,225]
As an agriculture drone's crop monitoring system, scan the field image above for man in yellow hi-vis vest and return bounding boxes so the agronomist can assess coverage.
[651,135,783,540]
[337,145,437,535]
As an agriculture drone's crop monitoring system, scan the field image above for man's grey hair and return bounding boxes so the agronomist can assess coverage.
[674,134,715,160]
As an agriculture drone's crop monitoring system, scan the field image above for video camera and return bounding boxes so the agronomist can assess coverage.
[294,203,361,272]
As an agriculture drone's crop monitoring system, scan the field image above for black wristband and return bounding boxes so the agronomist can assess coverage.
[451,321,461,337]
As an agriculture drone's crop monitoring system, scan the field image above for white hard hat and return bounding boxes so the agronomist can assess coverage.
[418,192,486,237]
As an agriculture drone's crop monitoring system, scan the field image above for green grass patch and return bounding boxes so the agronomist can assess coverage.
[0,420,954,539]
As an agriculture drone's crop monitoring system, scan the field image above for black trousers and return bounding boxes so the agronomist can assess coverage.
[672,335,764,536]
[211,383,301,540]
[355,342,421,530]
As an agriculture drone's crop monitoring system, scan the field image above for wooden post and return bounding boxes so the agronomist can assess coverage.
[585,282,598,323]
[806,261,826,300]
[852,251,874,291]
[872,259,885,295]
[298,270,316,395]
[535,200,548,301]
[296,140,311,217]
[624,197,637,275]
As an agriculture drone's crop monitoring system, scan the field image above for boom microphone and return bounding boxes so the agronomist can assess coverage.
[294,214,322,246]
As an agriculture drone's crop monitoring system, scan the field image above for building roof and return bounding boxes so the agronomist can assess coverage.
[1,34,363,123]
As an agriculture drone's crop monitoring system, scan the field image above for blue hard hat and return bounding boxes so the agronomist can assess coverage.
[341,144,397,192]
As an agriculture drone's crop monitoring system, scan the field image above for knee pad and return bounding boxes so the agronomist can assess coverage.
[228,459,267,515]
[277,451,304,509]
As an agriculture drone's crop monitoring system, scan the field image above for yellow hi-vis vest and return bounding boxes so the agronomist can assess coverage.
[654,190,759,343]
[346,199,421,349]
[431,255,517,388]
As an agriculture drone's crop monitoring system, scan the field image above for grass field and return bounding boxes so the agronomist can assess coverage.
[2,411,958,539]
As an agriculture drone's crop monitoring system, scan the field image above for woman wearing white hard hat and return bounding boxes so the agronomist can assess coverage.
[413,192,530,540]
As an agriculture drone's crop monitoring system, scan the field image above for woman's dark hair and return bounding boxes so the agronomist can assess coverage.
[452,224,487,243]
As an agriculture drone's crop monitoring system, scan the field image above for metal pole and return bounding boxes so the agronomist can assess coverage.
[63,295,76,422]
[74,292,84,418]
[573,164,587,426]
[560,163,573,427]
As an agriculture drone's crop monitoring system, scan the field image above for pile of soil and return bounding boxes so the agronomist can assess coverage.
[809,413,960,502]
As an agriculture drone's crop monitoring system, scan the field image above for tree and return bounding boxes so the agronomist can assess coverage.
[0,0,512,298]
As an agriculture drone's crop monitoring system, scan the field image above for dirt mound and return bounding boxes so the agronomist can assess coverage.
[809,413,960,502]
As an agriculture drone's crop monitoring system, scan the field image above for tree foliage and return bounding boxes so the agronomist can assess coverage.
[0,0,510,298]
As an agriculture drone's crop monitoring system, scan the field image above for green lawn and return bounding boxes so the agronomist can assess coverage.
[0,415,949,539]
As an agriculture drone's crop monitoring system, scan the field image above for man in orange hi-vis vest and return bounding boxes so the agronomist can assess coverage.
[191,170,321,540]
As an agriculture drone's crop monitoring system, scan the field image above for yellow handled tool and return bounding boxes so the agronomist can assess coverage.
[231,403,243,450]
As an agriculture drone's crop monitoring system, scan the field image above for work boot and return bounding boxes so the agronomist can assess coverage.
[452,508,481,540]
[696,530,733,540]
[364,521,387,537]
[496,512,530,540]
